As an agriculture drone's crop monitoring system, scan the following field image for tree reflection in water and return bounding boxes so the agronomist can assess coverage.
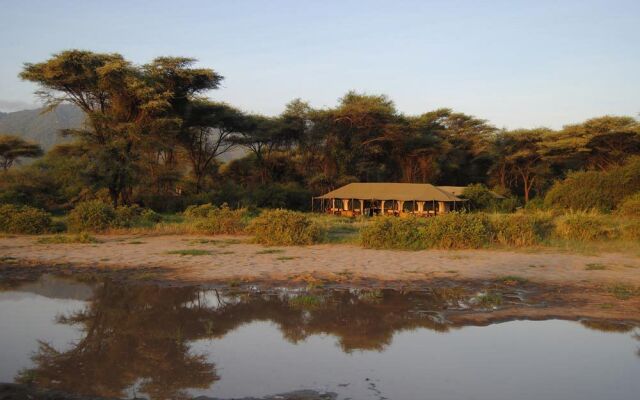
[16,280,639,399]
[17,282,465,399]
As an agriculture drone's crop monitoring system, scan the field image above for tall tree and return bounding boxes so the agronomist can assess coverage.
[501,128,552,202]
[421,108,495,185]
[545,116,640,171]
[0,134,43,170]
[231,115,284,183]
[180,101,244,192]
[20,50,221,206]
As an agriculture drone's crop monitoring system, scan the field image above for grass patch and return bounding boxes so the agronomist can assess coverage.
[190,238,243,246]
[474,291,503,308]
[0,256,18,264]
[276,256,298,261]
[37,233,100,244]
[497,275,528,285]
[128,240,145,244]
[585,263,607,271]
[166,249,212,256]
[335,269,354,278]
[608,284,640,300]
[289,294,323,308]
[256,249,285,254]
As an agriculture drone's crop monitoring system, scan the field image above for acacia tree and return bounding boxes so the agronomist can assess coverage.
[180,101,244,192]
[20,50,221,206]
[501,128,552,202]
[231,115,285,183]
[422,108,495,185]
[0,134,43,170]
[545,116,640,171]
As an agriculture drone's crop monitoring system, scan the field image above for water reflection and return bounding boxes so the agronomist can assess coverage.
[3,276,639,400]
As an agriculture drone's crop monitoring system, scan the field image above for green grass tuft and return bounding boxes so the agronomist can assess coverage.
[585,263,607,271]
[37,233,100,244]
[608,284,640,300]
[166,249,212,256]
[497,275,528,285]
[256,249,285,254]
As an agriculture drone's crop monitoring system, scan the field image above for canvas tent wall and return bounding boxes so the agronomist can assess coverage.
[314,183,465,215]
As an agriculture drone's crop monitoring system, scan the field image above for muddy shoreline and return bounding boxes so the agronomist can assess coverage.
[2,260,640,325]
[1,234,639,324]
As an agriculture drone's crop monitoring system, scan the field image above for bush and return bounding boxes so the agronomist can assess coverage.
[553,211,617,241]
[490,213,553,246]
[184,203,219,219]
[249,209,324,245]
[462,184,499,211]
[617,193,640,217]
[184,203,247,234]
[622,221,640,241]
[66,200,116,232]
[0,204,53,234]
[422,212,493,249]
[545,157,640,211]
[112,205,163,228]
[360,217,426,250]
[113,205,143,228]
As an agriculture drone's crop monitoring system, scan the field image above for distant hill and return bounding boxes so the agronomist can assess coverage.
[0,104,85,150]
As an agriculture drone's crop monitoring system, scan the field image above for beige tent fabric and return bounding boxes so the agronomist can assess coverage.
[316,183,463,202]
[437,186,505,199]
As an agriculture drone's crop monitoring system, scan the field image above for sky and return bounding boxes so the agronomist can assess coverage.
[0,0,639,129]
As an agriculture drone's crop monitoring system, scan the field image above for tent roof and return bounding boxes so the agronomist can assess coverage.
[437,186,505,199]
[316,183,463,202]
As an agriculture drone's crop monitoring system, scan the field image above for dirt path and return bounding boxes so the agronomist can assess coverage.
[1,234,639,285]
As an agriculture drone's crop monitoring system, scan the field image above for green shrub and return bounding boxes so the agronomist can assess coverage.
[249,209,324,245]
[422,212,493,249]
[0,204,53,234]
[112,205,163,228]
[490,212,553,246]
[184,203,247,234]
[545,157,640,211]
[462,184,499,211]
[553,211,617,241]
[617,193,640,217]
[183,203,218,219]
[360,217,426,250]
[67,200,116,232]
[113,205,143,228]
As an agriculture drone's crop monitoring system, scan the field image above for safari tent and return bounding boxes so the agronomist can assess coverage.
[313,182,465,217]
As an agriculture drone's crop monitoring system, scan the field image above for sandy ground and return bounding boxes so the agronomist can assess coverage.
[0,234,639,285]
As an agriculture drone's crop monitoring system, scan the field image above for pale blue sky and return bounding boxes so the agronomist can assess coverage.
[1,0,639,128]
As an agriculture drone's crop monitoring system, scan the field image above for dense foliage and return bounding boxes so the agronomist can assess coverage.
[0,204,53,234]
[490,213,553,247]
[248,209,324,245]
[544,157,640,211]
[1,49,639,223]
[183,203,247,234]
[617,193,640,217]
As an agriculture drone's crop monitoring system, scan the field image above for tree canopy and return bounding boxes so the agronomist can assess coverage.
[6,49,640,211]
[0,134,43,170]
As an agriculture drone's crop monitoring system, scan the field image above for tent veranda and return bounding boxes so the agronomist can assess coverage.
[313,182,466,216]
